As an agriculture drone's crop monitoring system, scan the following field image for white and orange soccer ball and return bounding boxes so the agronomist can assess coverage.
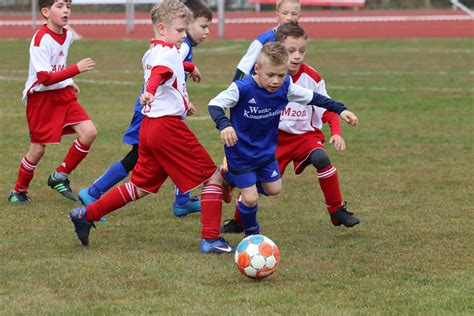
[235,235,280,280]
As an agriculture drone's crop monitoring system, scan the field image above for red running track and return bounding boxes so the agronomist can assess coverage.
[1,10,473,39]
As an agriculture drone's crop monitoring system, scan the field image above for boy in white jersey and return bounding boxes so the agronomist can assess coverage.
[209,42,358,236]
[221,24,360,233]
[8,0,97,204]
[69,0,234,254]
[233,0,301,81]
[76,0,213,219]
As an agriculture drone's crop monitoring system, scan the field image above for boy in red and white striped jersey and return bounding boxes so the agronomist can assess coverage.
[221,23,359,232]
[69,0,234,254]
[8,0,97,204]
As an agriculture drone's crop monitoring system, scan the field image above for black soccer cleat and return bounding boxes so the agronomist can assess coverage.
[70,207,95,246]
[330,202,360,228]
[8,190,31,205]
[48,173,77,201]
[220,218,244,234]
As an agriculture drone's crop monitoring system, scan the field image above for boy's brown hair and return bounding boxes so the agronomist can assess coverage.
[276,0,300,11]
[257,42,289,67]
[184,0,213,21]
[38,0,71,10]
[276,22,307,42]
[151,0,193,26]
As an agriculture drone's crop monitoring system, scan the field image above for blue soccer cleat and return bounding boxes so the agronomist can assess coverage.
[200,237,235,254]
[78,187,107,222]
[172,196,201,217]
[70,207,96,246]
[78,187,97,206]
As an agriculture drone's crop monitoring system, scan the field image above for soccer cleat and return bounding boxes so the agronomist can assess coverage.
[78,187,97,206]
[330,202,360,228]
[200,237,235,254]
[220,219,244,234]
[78,188,107,222]
[47,173,77,201]
[8,190,31,205]
[172,196,201,217]
[219,165,234,204]
[70,207,95,246]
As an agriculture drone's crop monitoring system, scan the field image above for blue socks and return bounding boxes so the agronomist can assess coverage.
[174,186,191,206]
[88,161,129,199]
[238,201,260,235]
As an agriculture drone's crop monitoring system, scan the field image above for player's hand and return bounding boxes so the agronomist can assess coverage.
[189,66,202,83]
[329,134,346,151]
[71,82,80,95]
[221,126,238,147]
[140,92,154,112]
[187,102,197,116]
[340,110,358,127]
[76,58,95,73]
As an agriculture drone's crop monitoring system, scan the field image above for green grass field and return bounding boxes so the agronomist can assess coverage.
[0,38,473,314]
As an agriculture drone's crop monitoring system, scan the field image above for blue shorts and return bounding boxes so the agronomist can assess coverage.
[122,95,143,145]
[231,159,281,189]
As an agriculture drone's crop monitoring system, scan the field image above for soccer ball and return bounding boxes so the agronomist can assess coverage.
[235,235,280,280]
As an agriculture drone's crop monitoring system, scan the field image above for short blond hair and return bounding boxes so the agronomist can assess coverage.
[276,0,300,11]
[256,42,289,67]
[151,0,193,26]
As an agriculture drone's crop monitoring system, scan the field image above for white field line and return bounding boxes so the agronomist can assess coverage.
[1,14,472,27]
[1,75,472,93]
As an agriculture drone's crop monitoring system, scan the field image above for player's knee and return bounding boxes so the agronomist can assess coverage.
[264,184,282,196]
[241,192,258,207]
[206,169,223,186]
[80,124,97,145]
[27,144,45,162]
[309,149,331,169]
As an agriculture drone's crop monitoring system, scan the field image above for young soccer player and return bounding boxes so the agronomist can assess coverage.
[8,0,97,204]
[70,0,234,254]
[233,0,301,81]
[208,42,358,236]
[77,0,213,218]
[221,24,360,234]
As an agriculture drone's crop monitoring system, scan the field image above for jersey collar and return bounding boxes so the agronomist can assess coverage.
[42,24,68,45]
[150,40,174,48]
[290,64,305,83]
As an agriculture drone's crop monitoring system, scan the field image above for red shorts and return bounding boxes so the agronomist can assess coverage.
[26,86,90,144]
[131,116,217,193]
[276,130,325,176]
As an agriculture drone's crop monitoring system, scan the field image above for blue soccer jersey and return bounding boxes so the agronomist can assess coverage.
[209,75,346,173]
[236,28,277,77]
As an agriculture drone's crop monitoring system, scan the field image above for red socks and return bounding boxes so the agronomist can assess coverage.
[14,156,37,193]
[56,138,90,174]
[85,183,138,222]
[317,164,342,213]
[200,184,223,240]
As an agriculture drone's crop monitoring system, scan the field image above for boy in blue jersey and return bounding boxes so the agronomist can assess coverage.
[233,0,300,81]
[209,42,358,236]
[78,0,212,218]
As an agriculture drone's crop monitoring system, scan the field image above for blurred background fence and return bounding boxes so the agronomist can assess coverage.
[2,0,474,12]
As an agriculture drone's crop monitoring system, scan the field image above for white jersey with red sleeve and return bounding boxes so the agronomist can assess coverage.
[22,25,74,103]
[141,40,189,119]
[279,63,337,135]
